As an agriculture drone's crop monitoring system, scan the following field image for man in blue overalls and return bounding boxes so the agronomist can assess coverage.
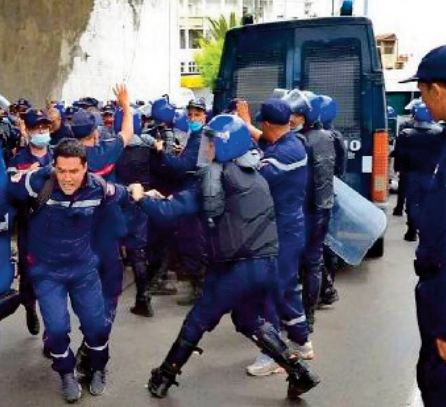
[8,138,129,402]
[129,114,319,401]
[70,85,133,324]
[400,45,446,406]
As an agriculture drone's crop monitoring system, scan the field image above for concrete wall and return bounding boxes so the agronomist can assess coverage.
[0,0,180,106]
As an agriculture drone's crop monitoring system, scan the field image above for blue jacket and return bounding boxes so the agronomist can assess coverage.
[50,123,73,146]
[7,146,52,174]
[86,135,125,182]
[258,132,308,237]
[8,167,128,265]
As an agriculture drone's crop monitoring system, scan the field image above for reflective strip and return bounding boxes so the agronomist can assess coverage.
[282,315,307,326]
[261,156,307,172]
[296,284,303,292]
[7,166,18,174]
[85,341,109,351]
[46,199,70,207]
[50,347,70,359]
[25,169,38,198]
[71,199,102,208]
[0,213,9,232]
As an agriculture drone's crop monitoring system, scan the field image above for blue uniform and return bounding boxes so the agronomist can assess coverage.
[86,135,126,322]
[259,132,309,344]
[50,122,73,146]
[8,167,128,374]
[7,147,52,308]
[414,132,446,406]
[301,127,336,325]
[150,129,206,281]
[397,123,443,231]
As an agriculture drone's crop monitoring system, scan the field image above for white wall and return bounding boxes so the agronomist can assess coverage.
[61,0,180,104]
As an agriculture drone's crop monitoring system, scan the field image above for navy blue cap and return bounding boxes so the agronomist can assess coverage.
[71,109,98,138]
[16,98,32,109]
[187,97,207,111]
[23,108,51,128]
[256,98,291,125]
[400,45,446,83]
[73,97,99,109]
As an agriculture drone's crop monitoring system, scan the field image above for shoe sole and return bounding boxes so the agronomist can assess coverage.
[246,366,285,376]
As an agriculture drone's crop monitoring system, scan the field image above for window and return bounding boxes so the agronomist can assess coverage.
[188,61,200,74]
[180,29,186,49]
[180,62,186,74]
[383,46,394,55]
[188,29,203,49]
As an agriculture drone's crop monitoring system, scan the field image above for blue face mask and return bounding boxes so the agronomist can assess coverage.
[188,120,203,133]
[30,132,51,148]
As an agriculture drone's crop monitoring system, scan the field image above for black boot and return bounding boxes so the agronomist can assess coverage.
[148,327,203,398]
[404,227,417,242]
[75,341,91,380]
[0,289,21,321]
[148,362,180,398]
[130,299,154,317]
[129,249,154,317]
[252,322,320,399]
[25,303,40,335]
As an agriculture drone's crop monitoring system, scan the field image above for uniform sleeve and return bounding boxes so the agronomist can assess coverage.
[159,133,200,175]
[138,188,200,224]
[7,166,52,202]
[89,136,125,174]
[104,183,130,206]
[259,151,308,186]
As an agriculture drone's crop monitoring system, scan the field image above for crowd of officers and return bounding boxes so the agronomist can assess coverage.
[0,84,348,403]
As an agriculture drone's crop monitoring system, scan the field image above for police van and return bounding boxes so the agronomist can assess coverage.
[213,16,389,256]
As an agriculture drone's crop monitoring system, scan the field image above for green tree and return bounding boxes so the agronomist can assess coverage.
[194,13,240,88]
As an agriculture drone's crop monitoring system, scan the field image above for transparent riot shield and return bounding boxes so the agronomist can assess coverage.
[325,177,388,266]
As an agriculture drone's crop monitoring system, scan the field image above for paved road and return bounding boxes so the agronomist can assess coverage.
[0,197,420,406]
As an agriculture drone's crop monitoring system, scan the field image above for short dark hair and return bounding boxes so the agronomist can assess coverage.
[53,138,87,165]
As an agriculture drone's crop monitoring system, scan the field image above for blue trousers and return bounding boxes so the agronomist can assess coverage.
[302,208,331,311]
[265,228,308,345]
[416,275,446,406]
[178,258,277,345]
[406,172,431,231]
[30,258,109,374]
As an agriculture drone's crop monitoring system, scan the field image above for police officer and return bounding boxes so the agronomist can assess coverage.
[151,97,208,305]
[393,99,422,217]
[7,108,54,336]
[47,106,73,146]
[115,108,154,317]
[319,95,347,305]
[400,45,446,406]
[237,98,313,375]
[130,114,319,401]
[8,138,128,402]
[293,91,336,332]
[395,102,443,241]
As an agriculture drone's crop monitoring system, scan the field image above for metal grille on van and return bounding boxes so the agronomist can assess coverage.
[302,43,361,140]
[232,51,286,116]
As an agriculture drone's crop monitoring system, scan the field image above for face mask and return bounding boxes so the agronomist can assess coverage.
[188,120,203,133]
[30,132,51,148]
[292,123,304,132]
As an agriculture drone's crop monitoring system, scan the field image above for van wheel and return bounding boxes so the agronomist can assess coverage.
[367,237,384,258]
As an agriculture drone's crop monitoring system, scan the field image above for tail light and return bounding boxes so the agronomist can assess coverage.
[371,129,389,203]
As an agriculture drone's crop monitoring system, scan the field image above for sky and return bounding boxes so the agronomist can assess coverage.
[314,0,446,68]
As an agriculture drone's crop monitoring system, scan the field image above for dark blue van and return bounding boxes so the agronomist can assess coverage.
[213,17,389,212]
